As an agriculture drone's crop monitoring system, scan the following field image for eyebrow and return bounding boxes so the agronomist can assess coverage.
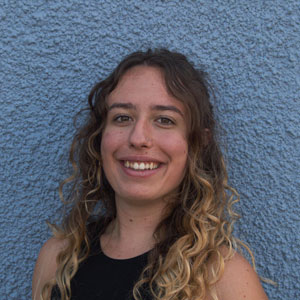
[108,102,184,117]
[108,103,136,111]
[151,105,184,117]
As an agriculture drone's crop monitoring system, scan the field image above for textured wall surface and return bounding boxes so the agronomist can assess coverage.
[1,1,299,299]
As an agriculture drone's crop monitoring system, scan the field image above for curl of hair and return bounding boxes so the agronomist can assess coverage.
[42,49,255,300]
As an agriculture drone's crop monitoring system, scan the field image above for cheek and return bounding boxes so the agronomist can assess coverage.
[101,131,112,154]
[160,133,188,161]
[101,129,124,156]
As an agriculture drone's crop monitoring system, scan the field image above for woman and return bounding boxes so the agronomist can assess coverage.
[32,49,268,300]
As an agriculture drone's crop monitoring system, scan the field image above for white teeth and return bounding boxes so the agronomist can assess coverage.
[123,161,159,170]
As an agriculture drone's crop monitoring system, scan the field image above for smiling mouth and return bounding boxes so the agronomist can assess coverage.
[122,161,160,170]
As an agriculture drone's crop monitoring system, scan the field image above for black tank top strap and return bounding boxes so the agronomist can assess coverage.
[86,221,102,254]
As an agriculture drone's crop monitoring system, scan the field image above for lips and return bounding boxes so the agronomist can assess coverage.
[118,156,164,177]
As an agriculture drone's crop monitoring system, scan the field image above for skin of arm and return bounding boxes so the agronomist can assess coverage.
[32,238,66,300]
[214,251,269,300]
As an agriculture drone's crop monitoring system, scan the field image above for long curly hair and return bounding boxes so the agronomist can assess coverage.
[42,49,254,300]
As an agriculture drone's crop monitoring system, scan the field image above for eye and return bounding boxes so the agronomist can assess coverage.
[113,115,132,123]
[156,117,175,125]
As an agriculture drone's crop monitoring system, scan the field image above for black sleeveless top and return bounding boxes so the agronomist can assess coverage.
[51,223,151,300]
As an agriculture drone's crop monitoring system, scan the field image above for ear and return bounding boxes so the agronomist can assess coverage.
[203,128,211,146]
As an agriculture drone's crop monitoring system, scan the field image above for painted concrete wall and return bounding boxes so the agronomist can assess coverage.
[1,1,299,299]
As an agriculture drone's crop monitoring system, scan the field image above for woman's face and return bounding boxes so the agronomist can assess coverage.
[101,66,188,207]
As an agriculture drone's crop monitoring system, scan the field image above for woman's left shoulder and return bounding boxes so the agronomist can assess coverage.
[214,247,268,300]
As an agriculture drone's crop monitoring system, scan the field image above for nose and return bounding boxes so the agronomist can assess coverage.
[129,119,153,149]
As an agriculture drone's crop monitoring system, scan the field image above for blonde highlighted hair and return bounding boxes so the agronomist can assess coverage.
[42,49,255,300]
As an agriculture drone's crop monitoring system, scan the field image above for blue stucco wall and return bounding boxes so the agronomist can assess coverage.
[1,1,299,299]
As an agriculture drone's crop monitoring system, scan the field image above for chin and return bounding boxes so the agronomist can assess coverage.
[116,191,167,207]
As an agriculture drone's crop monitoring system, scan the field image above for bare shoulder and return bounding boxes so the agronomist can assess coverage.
[32,237,67,300]
[215,248,268,300]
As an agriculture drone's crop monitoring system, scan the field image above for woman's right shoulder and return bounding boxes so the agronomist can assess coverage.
[32,237,68,300]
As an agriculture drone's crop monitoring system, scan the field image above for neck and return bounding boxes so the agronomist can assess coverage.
[101,197,167,259]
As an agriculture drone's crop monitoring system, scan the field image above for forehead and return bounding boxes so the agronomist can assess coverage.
[107,65,186,112]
